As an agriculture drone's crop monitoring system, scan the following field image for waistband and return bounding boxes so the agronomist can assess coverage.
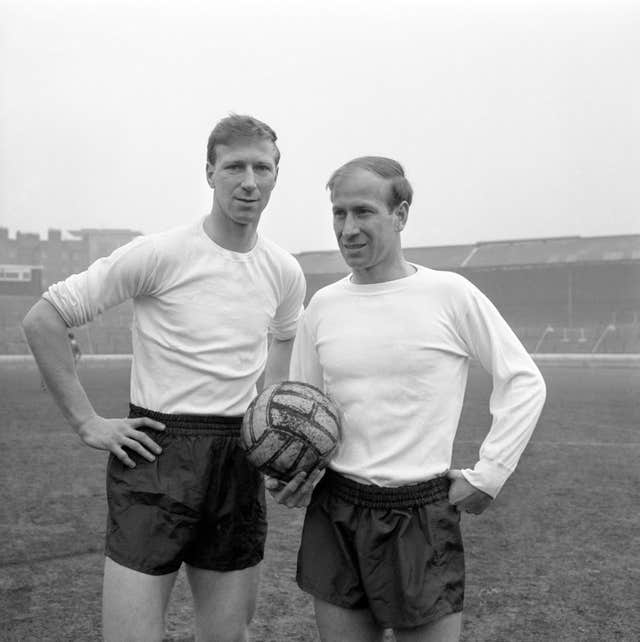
[323,469,450,509]
[128,403,243,434]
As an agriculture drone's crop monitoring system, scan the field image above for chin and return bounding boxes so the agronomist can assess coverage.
[341,255,365,269]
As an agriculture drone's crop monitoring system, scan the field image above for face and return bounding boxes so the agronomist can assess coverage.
[331,169,407,278]
[206,138,278,228]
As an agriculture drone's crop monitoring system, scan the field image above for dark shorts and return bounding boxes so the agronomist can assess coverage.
[297,469,465,629]
[105,403,267,576]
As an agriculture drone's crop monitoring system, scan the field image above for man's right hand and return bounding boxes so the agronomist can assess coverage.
[265,468,325,508]
[77,416,166,468]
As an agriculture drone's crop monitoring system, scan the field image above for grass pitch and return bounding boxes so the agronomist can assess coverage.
[0,359,638,641]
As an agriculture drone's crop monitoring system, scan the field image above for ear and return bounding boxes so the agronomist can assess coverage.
[273,164,279,184]
[205,161,216,188]
[393,201,409,232]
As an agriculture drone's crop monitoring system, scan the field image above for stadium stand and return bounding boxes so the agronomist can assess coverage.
[1,233,638,355]
[297,235,640,355]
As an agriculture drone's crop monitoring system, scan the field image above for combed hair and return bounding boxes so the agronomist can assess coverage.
[326,156,413,208]
[207,114,280,166]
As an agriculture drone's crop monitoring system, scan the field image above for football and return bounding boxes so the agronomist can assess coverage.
[240,381,341,481]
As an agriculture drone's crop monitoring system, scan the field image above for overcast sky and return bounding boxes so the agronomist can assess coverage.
[1,0,638,253]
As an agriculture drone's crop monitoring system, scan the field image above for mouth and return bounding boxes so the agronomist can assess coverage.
[342,242,366,250]
[235,197,259,204]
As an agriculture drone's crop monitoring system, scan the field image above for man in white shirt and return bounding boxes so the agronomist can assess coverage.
[268,156,546,641]
[22,115,306,642]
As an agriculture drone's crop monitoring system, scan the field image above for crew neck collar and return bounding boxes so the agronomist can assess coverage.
[344,264,421,292]
[198,217,261,261]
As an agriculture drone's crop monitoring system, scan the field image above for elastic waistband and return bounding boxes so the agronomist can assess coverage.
[128,403,243,434]
[323,469,450,509]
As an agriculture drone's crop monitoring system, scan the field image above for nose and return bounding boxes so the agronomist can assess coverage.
[341,213,360,237]
[240,167,257,191]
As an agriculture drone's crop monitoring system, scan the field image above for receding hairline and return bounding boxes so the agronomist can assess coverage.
[327,157,413,208]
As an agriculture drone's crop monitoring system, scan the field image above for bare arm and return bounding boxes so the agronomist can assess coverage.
[262,336,295,388]
[22,298,164,467]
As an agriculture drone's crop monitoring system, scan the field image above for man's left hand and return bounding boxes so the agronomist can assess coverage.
[446,469,493,515]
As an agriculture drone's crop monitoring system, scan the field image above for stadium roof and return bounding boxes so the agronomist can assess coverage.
[296,234,640,274]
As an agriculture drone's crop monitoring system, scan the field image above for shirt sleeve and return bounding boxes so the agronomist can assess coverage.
[269,261,306,340]
[455,280,547,498]
[289,310,324,390]
[42,235,158,327]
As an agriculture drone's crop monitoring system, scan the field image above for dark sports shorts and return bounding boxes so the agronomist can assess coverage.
[297,469,464,629]
[105,403,267,576]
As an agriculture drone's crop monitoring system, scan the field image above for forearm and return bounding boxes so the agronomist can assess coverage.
[22,299,98,432]
[463,367,547,497]
[263,337,295,387]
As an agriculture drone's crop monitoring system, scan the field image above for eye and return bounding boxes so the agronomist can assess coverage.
[254,164,273,174]
[333,209,346,218]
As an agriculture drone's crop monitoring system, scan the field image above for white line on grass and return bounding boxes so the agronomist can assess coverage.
[456,440,640,447]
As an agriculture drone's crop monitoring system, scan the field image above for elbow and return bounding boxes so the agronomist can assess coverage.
[22,306,40,342]
[534,369,547,410]
[22,299,67,344]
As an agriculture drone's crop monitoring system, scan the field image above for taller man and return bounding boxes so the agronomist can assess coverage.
[270,156,546,642]
[23,115,306,641]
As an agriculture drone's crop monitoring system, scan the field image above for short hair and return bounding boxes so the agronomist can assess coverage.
[207,114,280,167]
[326,156,413,208]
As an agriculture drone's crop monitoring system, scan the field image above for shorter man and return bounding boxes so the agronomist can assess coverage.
[269,157,546,641]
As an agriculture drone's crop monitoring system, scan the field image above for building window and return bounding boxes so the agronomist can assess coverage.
[0,266,31,281]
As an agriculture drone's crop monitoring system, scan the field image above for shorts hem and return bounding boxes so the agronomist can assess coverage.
[385,603,464,631]
[184,552,265,573]
[105,552,181,576]
[296,575,366,611]
[297,574,464,630]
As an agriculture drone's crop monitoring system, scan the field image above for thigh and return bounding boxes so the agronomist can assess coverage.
[359,500,464,629]
[102,556,178,642]
[186,438,267,572]
[314,597,385,642]
[186,563,261,642]
[105,428,203,574]
[297,482,367,609]
[394,613,462,642]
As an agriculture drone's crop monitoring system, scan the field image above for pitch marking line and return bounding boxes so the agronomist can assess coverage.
[456,440,640,447]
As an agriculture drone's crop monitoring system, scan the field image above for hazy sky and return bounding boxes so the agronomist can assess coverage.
[1,0,638,253]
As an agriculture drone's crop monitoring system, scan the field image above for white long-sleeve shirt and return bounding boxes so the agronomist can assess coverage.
[44,218,306,415]
[290,265,546,498]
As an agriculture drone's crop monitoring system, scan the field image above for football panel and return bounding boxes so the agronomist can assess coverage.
[245,429,294,468]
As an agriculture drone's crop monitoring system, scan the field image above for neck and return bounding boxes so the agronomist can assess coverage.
[203,210,257,253]
[351,256,415,285]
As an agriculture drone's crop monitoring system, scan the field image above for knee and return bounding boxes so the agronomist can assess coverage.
[103,618,166,642]
[195,619,250,642]
[195,605,255,642]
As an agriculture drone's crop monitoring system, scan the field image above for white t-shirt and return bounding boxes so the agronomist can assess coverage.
[44,218,306,415]
[290,265,546,498]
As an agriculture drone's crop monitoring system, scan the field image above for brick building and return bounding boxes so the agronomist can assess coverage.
[0,227,141,291]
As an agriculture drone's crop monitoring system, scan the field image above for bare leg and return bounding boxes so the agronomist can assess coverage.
[314,597,385,642]
[102,557,178,642]
[394,613,462,642]
[186,563,261,642]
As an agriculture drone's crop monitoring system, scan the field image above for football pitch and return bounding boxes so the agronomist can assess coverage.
[1,359,638,641]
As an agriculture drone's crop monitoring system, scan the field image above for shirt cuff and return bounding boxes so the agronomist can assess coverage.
[460,458,513,499]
